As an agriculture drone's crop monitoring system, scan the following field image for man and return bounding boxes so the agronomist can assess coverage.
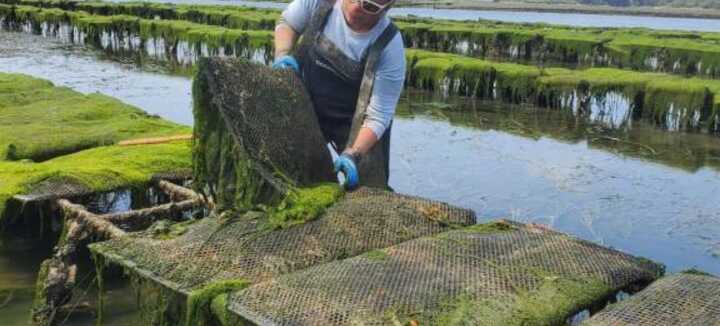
[272,0,405,190]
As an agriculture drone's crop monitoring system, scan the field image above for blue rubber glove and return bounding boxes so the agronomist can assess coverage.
[272,55,300,73]
[334,152,359,190]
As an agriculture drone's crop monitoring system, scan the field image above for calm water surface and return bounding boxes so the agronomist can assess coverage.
[109,0,720,32]
[1,30,719,324]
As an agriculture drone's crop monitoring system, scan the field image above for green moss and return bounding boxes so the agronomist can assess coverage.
[0,73,192,226]
[3,4,273,67]
[130,272,185,326]
[364,249,390,262]
[681,269,715,277]
[92,252,106,326]
[185,279,250,326]
[0,142,192,226]
[150,219,198,240]
[191,61,266,212]
[431,276,611,325]
[208,293,247,326]
[32,259,51,311]
[9,0,720,78]
[463,220,516,234]
[0,73,189,162]
[644,78,712,129]
[267,183,343,230]
[405,49,720,130]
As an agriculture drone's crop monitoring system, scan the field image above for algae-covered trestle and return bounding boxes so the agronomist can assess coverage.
[6,0,720,79]
[0,72,205,324]
[1,2,719,135]
[78,58,675,325]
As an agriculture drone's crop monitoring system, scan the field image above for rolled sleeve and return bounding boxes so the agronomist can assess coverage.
[280,0,317,33]
[363,33,406,139]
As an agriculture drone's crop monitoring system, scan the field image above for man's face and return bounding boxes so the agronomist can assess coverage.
[342,0,394,29]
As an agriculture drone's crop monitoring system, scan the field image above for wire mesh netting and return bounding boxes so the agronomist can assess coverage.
[192,57,335,212]
[227,221,664,325]
[13,177,93,202]
[583,273,720,326]
[89,187,476,296]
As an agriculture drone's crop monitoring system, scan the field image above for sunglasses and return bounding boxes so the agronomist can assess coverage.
[351,0,395,15]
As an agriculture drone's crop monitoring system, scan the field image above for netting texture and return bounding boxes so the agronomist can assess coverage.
[90,187,475,295]
[16,177,92,202]
[584,273,720,326]
[193,57,334,211]
[228,222,664,325]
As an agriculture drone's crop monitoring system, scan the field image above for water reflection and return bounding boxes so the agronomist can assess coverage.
[391,93,720,274]
[0,31,193,126]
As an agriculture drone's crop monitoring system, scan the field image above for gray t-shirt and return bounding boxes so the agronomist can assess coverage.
[282,0,406,139]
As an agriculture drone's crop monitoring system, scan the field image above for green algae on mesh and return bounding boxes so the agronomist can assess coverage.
[406,49,720,130]
[32,259,51,313]
[92,252,106,326]
[462,220,516,234]
[681,268,715,277]
[364,249,390,262]
[431,276,611,325]
[9,0,720,78]
[267,184,343,230]
[0,73,189,162]
[129,271,186,326]
[185,279,250,326]
[8,0,280,31]
[149,219,198,240]
[2,4,273,64]
[0,142,192,227]
[405,91,720,172]
[209,293,248,326]
[191,62,269,212]
[644,78,713,128]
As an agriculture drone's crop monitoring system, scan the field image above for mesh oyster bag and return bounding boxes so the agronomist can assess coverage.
[192,57,335,212]
[89,187,476,296]
[583,273,720,326]
[227,221,665,325]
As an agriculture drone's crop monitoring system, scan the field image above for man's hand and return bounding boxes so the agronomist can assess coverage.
[334,150,360,190]
[272,55,300,73]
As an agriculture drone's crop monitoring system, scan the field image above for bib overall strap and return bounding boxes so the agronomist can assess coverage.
[347,22,398,188]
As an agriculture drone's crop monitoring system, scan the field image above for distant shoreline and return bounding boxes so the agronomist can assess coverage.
[394,1,720,20]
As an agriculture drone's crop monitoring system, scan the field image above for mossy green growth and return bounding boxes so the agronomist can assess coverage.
[0,73,192,226]
[149,219,198,240]
[185,279,250,326]
[9,0,720,78]
[31,259,51,312]
[0,142,192,226]
[266,183,343,230]
[432,276,611,325]
[644,78,712,129]
[463,220,516,234]
[364,249,390,262]
[681,269,715,277]
[0,73,189,162]
[209,292,246,326]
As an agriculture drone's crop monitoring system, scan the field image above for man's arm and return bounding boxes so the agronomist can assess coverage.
[275,0,315,59]
[274,23,299,59]
[346,127,378,156]
[348,33,406,156]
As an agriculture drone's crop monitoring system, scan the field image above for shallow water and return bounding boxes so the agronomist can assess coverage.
[107,0,720,32]
[1,30,719,324]
[0,32,193,126]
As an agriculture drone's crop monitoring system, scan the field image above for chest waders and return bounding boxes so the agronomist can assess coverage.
[294,0,399,188]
